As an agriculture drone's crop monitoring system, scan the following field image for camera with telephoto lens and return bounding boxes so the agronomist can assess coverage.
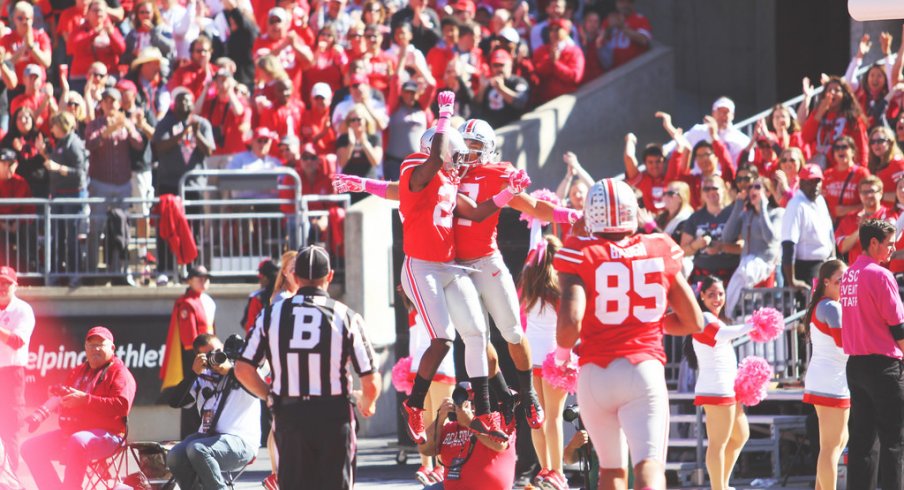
[25,385,68,433]
[206,334,245,368]
[447,382,472,422]
[563,404,580,424]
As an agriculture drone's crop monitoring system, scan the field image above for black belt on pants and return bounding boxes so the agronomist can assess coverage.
[272,394,350,407]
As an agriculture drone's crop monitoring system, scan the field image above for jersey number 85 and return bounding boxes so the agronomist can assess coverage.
[594,258,666,324]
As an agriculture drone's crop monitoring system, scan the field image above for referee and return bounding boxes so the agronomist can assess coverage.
[841,219,904,489]
[235,245,381,490]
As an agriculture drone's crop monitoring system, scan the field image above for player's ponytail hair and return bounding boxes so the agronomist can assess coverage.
[518,235,562,312]
[803,259,846,338]
[271,250,299,304]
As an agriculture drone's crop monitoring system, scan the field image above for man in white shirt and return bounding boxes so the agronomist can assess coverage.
[664,96,751,165]
[227,127,282,200]
[781,164,835,291]
[167,334,260,489]
[0,266,34,476]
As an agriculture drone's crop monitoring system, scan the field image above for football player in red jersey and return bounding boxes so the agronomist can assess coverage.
[334,119,581,429]
[390,92,529,446]
[553,178,704,490]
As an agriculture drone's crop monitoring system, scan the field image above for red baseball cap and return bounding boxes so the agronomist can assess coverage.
[451,0,476,14]
[253,127,276,141]
[490,49,512,65]
[799,164,824,181]
[86,326,115,343]
[0,266,16,285]
[115,78,138,94]
[548,18,572,31]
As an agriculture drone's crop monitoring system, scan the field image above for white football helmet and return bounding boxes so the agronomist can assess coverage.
[419,127,468,171]
[584,179,638,234]
[458,119,497,165]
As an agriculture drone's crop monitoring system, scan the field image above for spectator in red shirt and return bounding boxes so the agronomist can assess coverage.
[9,64,55,133]
[358,23,396,98]
[678,137,734,209]
[256,77,304,156]
[579,10,604,83]
[623,133,677,212]
[253,7,313,99]
[195,67,252,170]
[1,2,51,92]
[837,176,896,264]
[168,34,215,99]
[21,326,136,490]
[4,108,46,198]
[302,23,348,107]
[68,1,126,80]
[868,126,904,207]
[0,149,33,271]
[420,393,516,490]
[598,0,651,70]
[801,76,868,169]
[823,135,871,221]
[300,82,337,155]
[532,18,584,105]
[426,17,460,86]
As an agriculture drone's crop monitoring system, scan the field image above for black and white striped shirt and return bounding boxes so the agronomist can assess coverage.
[240,287,377,398]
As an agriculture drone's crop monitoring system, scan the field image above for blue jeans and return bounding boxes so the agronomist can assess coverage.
[167,432,255,490]
[21,429,123,490]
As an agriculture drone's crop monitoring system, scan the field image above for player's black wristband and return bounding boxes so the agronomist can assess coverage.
[890,323,904,341]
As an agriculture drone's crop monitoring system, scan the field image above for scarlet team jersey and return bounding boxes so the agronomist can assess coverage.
[454,162,513,260]
[878,156,904,206]
[553,233,683,368]
[822,165,870,218]
[600,13,652,68]
[399,153,457,262]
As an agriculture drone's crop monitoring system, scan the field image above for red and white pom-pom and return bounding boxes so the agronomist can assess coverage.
[541,351,579,394]
[748,307,784,343]
[391,356,414,395]
[518,189,561,224]
[734,356,772,406]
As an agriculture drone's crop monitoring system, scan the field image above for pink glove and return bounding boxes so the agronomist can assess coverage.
[554,346,572,367]
[332,174,365,193]
[508,168,531,193]
[436,90,455,132]
[552,206,581,224]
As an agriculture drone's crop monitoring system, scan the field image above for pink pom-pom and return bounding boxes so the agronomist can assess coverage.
[541,351,579,394]
[734,356,772,406]
[391,356,414,395]
[518,189,562,224]
[748,307,784,343]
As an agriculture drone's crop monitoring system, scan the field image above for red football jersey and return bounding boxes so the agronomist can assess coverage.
[822,165,870,218]
[878,156,904,207]
[399,153,457,262]
[454,162,513,260]
[553,233,683,368]
[835,206,897,264]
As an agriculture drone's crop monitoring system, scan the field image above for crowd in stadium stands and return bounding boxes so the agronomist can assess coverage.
[0,0,651,283]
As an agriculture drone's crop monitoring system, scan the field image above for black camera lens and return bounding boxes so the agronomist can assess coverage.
[208,350,229,367]
[563,404,580,423]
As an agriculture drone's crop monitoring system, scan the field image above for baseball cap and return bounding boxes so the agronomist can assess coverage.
[548,17,572,31]
[258,259,279,280]
[0,149,16,162]
[101,87,121,101]
[115,78,138,94]
[350,73,368,86]
[0,266,17,284]
[280,134,301,147]
[401,80,418,92]
[490,49,512,65]
[712,96,735,113]
[268,6,288,22]
[311,82,332,99]
[253,127,276,141]
[498,27,520,44]
[799,164,824,181]
[451,0,476,14]
[187,265,210,279]
[86,326,114,343]
[295,245,331,280]
[24,64,42,78]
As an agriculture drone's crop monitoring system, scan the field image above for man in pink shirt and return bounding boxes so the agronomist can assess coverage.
[840,218,904,490]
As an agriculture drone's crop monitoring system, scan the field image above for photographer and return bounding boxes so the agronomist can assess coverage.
[419,384,516,490]
[22,327,136,490]
[166,333,260,490]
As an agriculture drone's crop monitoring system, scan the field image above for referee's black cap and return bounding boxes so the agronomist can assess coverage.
[296,245,331,280]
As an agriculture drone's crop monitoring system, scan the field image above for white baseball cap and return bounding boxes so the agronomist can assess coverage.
[712,96,735,113]
[311,82,332,99]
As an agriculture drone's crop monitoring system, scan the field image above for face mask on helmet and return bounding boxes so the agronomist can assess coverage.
[584,179,638,234]
[458,119,497,165]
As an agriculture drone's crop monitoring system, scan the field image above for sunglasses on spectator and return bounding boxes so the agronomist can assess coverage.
[833,144,851,151]
[365,33,379,40]
[779,157,797,163]
[491,63,506,68]
[751,183,763,190]
[91,72,106,78]
[702,186,720,192]
[66,100,81,107]
[663,190,679,197]
[269,16,282,24]
[870,138,890,145]
[756,140,771,147]
[735,176,751,183]
[349,32,363,38]
[256,137,271,143]
[347,117,362,123]
[860,187,880,195]
[15,16,31,21]
[301,154,318,160]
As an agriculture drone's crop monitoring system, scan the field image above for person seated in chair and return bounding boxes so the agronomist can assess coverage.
[166,333,260,490]
[22,326,136,490]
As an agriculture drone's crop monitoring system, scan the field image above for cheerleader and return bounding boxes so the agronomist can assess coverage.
[519,235,570,490]
[687,277,751,490]
[399,288,456,486]
[803,260,849,490]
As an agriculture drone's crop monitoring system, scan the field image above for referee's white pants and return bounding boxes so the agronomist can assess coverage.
[458,252,523,345]
[401,257,489,378]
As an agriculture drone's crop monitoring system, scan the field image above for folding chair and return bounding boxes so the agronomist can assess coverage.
[224,456,256,489]
[84,438,129,490]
